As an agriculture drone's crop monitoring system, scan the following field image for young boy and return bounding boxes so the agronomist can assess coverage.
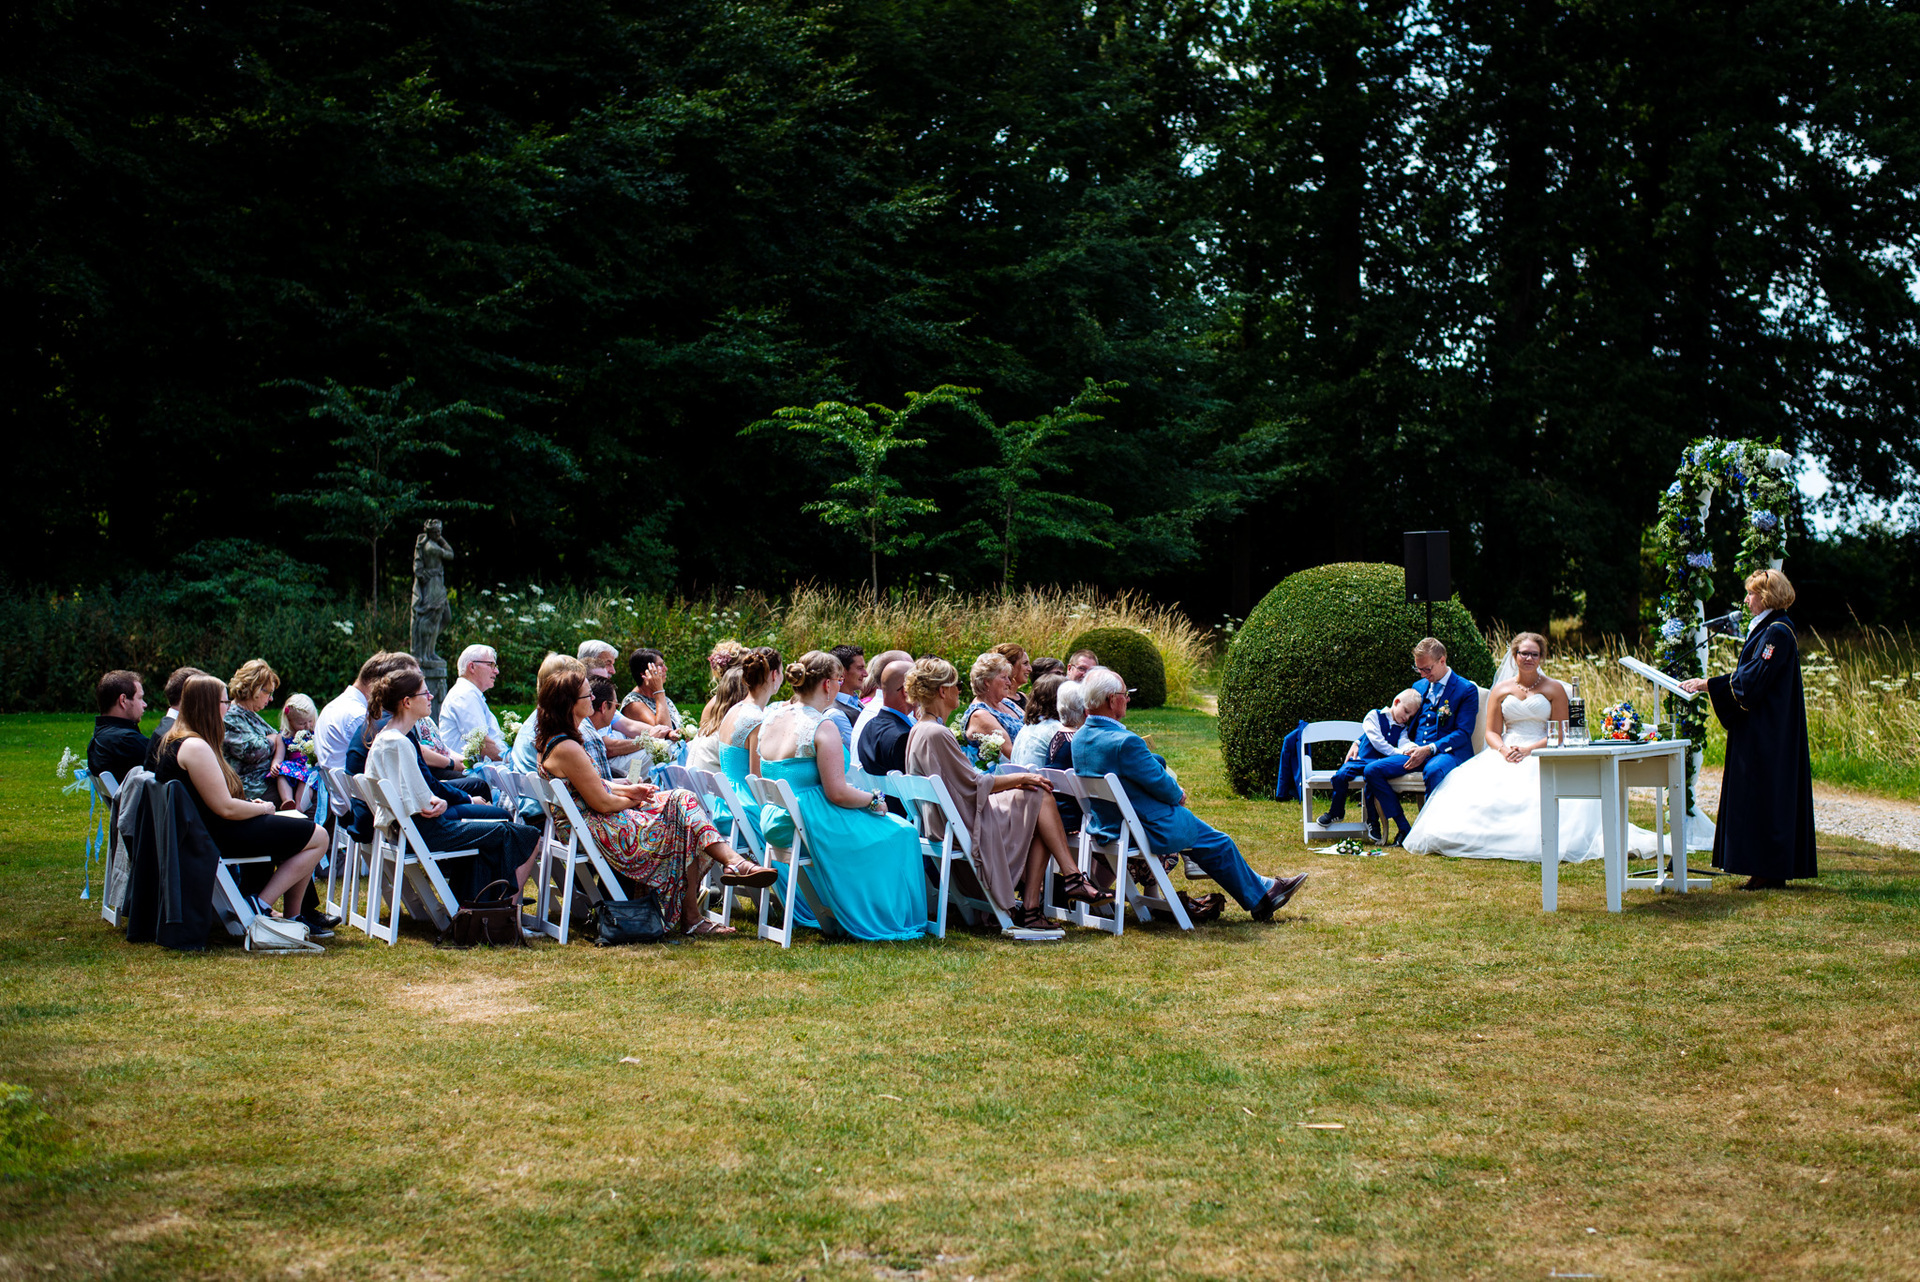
[1316,688,1422,828]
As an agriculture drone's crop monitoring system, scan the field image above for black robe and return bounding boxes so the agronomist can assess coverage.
[1707,612,1817,880]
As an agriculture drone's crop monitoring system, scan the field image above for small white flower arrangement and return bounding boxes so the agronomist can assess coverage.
[641,735,678,766]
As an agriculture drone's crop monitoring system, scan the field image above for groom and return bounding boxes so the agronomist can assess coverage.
[1362,637,1480,845]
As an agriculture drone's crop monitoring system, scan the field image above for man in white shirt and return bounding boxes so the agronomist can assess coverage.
[317,651,419,772]
[439,644,504,761]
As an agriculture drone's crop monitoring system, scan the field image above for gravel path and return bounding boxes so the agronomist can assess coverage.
[1695,766,1918,853]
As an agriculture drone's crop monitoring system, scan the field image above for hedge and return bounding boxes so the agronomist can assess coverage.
[1066,627,1167,708]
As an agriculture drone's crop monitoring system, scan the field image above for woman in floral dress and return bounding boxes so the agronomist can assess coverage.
[536,668,774,937]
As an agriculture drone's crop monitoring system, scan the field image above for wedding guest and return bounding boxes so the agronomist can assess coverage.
[1679,568,1818,888]
[852,649,913,748]
[1065,649,1099,681]
[755,652,926,940]
[715,649,783,852]
[316,651,411,772]
[991,643,1032,711]
[827,645,867,746]
[1011,673,1068,768]
[155,674,329,933]
[904,658,1110,929]
[578,639,619,678]
[1317,689,1422,827]
[273,693,321,815]
[1364,638,1479,846]
[963,652,1026,745]
[708,639,746,685]
[581,677,627,782]
[223,659,291,808]
[507,653,587,815]
[1045,679,1086,833]
[88,669,149,785]
[144,666,206,771]
[856,659,915,777]
[622,647,684,740]
[1029,657,1065,682]
[537,667,774,937]
[439,644,505,762]
[1076,667,1306,921]
[689,663,752,775]
[365,669,540,900]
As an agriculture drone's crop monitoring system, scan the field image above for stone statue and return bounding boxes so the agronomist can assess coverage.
[411,520,455,700]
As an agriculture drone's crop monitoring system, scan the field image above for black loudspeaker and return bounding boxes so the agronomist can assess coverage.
[1403,531,1451,604]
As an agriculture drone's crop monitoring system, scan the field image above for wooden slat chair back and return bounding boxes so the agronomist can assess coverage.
[518,772,627,945]
[1035,768,1121,933]
[883,770,1010,938]
[338,775,392,938]
[95,769,125,927]
[743,774,838,947]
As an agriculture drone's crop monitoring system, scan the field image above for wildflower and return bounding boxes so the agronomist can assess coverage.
[332,619,356,636]
[537,602,555,614]
[528,583,545,596]
[1685,552,1714,570]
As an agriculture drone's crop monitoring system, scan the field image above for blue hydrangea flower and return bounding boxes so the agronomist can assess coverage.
[1660,618,1687,640]
[1750,509,1778,531]
[1666,482,1683,498]
[1686,551,1714,570]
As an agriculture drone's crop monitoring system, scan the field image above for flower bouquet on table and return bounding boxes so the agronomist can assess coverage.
[1597,700,1660,742]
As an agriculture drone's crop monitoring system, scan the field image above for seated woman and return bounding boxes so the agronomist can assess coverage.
[991,643,1033,713]
[1012,673,1068,768]
[622,647,685,742]
[687,658,750,777]
[715,649,784,867]
[1045,679,1087,836]
[537,668,774,937]
[1029,656,1065,683]
[756,651,927,941]
[363,670,541,902]
[223,659,296,810]
[963,652,1027,748]
[903,658,1109,930]
[156,674,330,933]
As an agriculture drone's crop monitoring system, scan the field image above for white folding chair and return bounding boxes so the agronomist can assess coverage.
[522,773,627,945]
[1051,771,1193,935]
[338,775,396,938]
[95,770,125,925]
[360,775,480,944]
[688,768,763,929]
[1298,720,1370,844]
[884,771,1011,938]
[1037,768,1120,932]
[744,774,838,947]
[320,766,363,921]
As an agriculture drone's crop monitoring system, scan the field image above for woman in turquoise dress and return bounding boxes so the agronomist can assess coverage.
[715,649,806,918]
[757,651,927,941]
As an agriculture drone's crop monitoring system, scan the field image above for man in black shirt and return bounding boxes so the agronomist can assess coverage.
[143,666,206,771]
[87,670,149,785]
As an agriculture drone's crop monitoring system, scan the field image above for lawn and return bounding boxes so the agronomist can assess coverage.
[2,709,1917,1280]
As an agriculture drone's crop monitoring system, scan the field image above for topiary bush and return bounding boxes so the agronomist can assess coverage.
[1217,562,1494,797]
[1067,626,1167,708]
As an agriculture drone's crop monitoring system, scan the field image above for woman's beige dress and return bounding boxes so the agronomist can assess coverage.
[904,719,1042,911]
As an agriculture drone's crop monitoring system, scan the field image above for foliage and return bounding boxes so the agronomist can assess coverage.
[1066,627,1168,710]
[0,1083,60,1182]
[949,379,1123,589]
[747,389,969,597]
[1217,563,1493,798]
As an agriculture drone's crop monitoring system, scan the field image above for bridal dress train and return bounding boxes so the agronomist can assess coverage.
[1404,691,1605,862]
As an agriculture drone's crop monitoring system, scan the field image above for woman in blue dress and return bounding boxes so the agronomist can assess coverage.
[963,650,1027,749]
[756,651,927,941]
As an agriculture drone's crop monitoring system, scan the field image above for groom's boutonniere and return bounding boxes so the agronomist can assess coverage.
[1435,701,1452,722]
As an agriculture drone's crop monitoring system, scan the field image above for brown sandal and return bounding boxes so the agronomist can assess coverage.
[720,860,778,888]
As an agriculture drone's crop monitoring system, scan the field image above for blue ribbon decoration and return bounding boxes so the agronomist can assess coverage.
[62,765,105,900]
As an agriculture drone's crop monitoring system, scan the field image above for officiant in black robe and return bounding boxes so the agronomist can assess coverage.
[1681,569,1816,889]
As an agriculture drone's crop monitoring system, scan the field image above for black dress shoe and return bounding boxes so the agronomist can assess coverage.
[1389,822,1411,847]
[295,910,336,939]
[1252,872,1309,921]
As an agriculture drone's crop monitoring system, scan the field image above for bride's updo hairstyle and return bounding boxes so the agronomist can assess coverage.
[785,650,843,696]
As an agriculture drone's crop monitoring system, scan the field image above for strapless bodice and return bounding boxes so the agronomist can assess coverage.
[1500,690,1553,741]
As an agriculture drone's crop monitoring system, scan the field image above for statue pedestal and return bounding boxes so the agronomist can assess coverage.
[420,657,448,704]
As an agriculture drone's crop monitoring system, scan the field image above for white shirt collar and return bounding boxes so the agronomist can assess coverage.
[1748,608,1775,636]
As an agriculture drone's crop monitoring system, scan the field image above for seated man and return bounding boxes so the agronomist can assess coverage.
[856,658,914,777]
[439,644,504,762]
[580,678,627,782]
[143,666,205,771]
[826,645,867,748]
[1073,667,1306,921]
[1317,688,1422,828]
[88,670,149,785]
[1362,637,1479,846]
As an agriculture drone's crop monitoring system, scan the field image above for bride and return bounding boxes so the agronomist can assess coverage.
[1404,631,1604,862]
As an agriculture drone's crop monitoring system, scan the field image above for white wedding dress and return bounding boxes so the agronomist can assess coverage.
[1404,691,1605,862]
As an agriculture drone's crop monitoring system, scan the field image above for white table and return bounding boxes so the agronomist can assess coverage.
[1536,739,1705,912]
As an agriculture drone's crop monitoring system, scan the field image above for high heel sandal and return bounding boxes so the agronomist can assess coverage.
[1057,869,1113,906]
[1012,902,1053,930]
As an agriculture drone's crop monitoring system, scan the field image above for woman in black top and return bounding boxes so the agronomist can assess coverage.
[154,674,330,932]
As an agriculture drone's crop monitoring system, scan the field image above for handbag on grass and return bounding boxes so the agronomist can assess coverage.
[245,913,322,953]
[586,893,668,946]
[440,879,527,948]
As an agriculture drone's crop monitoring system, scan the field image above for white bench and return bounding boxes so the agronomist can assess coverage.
[1299,686,1489,844]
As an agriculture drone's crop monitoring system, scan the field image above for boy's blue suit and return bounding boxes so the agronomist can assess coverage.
[1320,708,1411,821]
[1363,670,1479,830]
[1071,715,1269,910]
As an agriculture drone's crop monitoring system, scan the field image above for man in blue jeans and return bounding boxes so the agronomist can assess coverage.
[1072,668,1306,922]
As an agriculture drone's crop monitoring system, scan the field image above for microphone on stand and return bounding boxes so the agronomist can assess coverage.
[1703,609,1744,639]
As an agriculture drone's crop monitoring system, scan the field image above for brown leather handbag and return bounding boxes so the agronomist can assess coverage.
[440,879,526,948]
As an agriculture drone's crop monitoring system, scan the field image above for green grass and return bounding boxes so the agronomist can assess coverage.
[3,710,1919,1278]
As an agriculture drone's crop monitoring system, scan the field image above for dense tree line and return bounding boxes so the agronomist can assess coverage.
[6,0,1917,630]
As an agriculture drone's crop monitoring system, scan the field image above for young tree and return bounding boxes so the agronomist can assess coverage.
[952,379,1124,589]
[747,387,974,597]
[276,378,494,614]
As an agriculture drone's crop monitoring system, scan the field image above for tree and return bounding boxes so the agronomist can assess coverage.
[276,378,493,614]
[952,379,1123,589]
[747,387,976,597]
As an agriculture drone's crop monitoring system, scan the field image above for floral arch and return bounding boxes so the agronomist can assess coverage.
[1650,437,1796,839]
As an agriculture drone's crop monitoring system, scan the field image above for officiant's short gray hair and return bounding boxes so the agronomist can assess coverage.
[457,644,497,673]
[1082,666,1126,710]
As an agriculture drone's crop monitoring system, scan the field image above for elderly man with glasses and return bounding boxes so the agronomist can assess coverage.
[439,644,505,762]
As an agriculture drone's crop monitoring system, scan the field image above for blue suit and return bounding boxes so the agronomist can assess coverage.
[1072,715,1269,910]
[1364,670,1478,830]
[1322,708,1411,820]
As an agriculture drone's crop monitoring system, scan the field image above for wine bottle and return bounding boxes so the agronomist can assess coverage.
[1568,678,1587,742]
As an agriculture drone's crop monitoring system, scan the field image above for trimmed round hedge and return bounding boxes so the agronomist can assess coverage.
[1217,562,1494,797]
[1066,627,1166,709]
